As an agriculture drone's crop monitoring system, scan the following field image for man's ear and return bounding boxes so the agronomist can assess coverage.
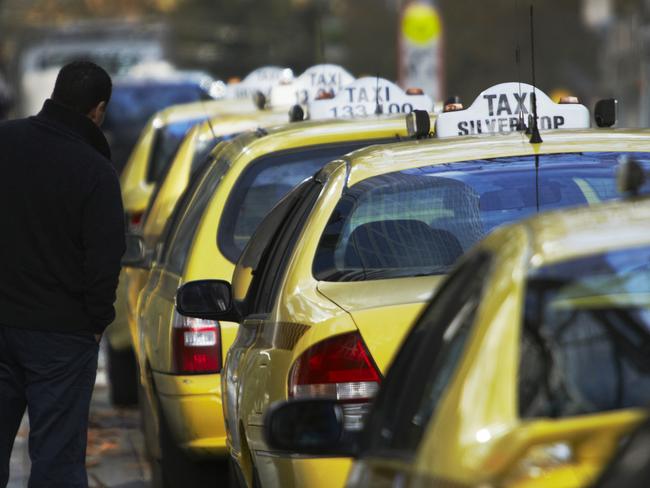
[87,101,107,127]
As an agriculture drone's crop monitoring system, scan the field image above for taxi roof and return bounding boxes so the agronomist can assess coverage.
[485,196,650,268]
[191,108,289,139]
[214,114,411,163]
[343,128,650,187]
[152,97,259,125]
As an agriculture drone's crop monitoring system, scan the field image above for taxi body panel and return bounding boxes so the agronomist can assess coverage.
[351,198,650,488]
[347,129,650,187]
[227,128,650,487]
[137,116,414,461]
[111,100,254,350]
[143,109,289,247]
[119,98,259,217]
[110,109,289,355]
[317,276,444,372]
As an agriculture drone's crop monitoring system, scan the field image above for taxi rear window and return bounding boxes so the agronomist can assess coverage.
[147,117,206,183]
[519,245,650,419]
[313,152,650,282]
[217,140,390,264]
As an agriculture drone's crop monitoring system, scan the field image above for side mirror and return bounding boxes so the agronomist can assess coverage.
[288,104,305,122]
[264,399,359,457]
[176,279,241,322]
[121,234,147,267]
[594,98,617,128]
[406,109,431,139]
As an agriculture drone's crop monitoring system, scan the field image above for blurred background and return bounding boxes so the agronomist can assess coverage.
[0,0,646,126]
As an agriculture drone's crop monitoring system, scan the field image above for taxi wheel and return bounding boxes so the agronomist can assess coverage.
[107,343,138,406]
[228,457,246,488]
[137,375,159,461]
[152,411,230,487]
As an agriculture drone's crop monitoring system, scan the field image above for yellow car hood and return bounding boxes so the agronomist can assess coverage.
[316,275,443,373]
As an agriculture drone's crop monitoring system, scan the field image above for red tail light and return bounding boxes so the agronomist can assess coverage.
[172,311,221,373]
[128,211,144,231]
[289,332,381,402]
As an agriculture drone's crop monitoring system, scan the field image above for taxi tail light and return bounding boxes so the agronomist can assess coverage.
[127,211,144,231]
[172,311,221,374]
[288,332,381,431]
[289,331,381,401]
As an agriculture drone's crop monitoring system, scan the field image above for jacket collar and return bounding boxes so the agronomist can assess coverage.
[33,99,111,160]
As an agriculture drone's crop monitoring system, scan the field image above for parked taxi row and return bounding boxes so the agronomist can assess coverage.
[107,64,353,405]
[111,65,433,486]
[111,64,650,488]
[178,82,650,487]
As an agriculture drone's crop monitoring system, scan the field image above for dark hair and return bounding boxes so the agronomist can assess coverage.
[51,61,112,114]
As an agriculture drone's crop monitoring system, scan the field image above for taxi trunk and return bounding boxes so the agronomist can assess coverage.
[317,275,444,372]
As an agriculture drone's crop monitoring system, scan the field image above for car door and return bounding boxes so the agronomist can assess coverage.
[224,177,326,456]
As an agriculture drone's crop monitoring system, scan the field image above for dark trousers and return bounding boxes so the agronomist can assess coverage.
[0,325,98,488]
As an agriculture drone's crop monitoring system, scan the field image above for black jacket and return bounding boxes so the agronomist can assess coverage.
[0,100,125,334]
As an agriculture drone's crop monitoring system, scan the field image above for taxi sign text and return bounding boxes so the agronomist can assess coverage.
[436,82,590,138]
[228,66,292,100]
[294,64,355,105]
[310,77,433,120]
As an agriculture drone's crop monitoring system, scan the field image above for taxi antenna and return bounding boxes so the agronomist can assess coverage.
[528,4,543,144]
[200,99,218,140]
[514,0,526,131]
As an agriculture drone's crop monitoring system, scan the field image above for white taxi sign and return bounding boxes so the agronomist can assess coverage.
[269,64,355,108]
[226,66,294,100]
[309,77,433,120]
[435,82,590,138]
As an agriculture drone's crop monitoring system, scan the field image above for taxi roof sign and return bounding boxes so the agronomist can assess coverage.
[269,64,355,108]
[225,66,294,100]
[435,82,590,138]
[309,77,433,120]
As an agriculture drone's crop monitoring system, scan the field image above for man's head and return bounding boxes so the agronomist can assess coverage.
[51,61,112,127]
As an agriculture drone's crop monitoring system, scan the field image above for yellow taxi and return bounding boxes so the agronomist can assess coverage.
[119,97,260,230]
[177,83,650,487]
[105,108,289,405]
[135,78,431,485]
[107,63,362,406]
[265,174,650,488]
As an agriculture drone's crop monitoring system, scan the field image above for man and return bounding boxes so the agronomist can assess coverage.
[0,61,125,487]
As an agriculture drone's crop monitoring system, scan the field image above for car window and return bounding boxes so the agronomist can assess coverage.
[191,133,238,175]
[162,147,234,275]
[313,152,650,282]
[519,245,650,419]
[246,180,324,315]
[361,252,492,457]
[146,117,206,183]
[218,140,389,263]
[142,134,235,229]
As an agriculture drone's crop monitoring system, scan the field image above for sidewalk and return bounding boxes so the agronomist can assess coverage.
[8,348,151,488]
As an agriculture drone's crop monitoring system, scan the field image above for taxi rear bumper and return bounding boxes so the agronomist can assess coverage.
[153,371,229,458]
[254,450,352,488]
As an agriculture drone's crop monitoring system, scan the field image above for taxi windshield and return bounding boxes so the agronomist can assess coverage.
[313,152,650,281]
[520,245,650,419]
[147,117,206,183]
